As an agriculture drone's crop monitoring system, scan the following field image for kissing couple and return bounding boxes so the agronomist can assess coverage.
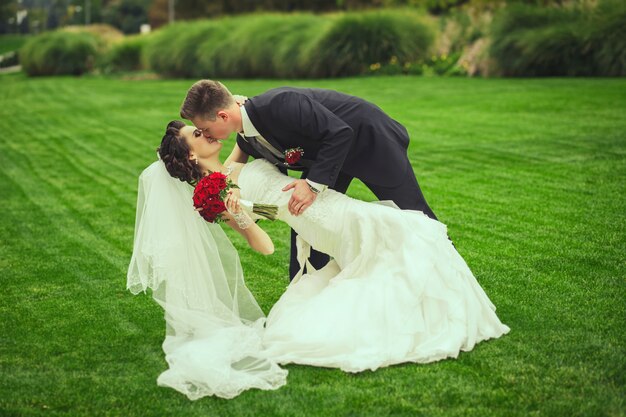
[127,80,510,400]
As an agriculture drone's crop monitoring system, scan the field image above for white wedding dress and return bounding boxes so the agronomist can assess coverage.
[239,159,510,372]
[128,159,509,400]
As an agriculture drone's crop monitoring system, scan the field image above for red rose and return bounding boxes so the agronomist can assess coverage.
[208,172,227,180]
[206,198,226,215]
[193,193,204,208]
[206,180,221,195]
[200,211,217,222]
[208,172,228,191]
[195,176,221,197]
[192,172,235,223]
[193,185,210,208]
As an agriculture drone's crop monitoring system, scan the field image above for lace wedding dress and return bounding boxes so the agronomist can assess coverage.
[127,161,288,400]
[128,159,509,400]
[239,159,510,372]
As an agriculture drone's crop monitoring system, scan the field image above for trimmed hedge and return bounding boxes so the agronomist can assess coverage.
[311,11,433,77]
[145,11,433,78]
[203,14,329,79]
[145,19,235,78]
[589,0,626,76]
[103,35,149,72]
[490,0,626,76]
[20,31,99,76]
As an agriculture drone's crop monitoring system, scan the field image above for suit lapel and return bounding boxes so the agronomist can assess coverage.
[236,134,260,159]
[244,135,283,165]
[243,97,309,171]
[244,99,286,153]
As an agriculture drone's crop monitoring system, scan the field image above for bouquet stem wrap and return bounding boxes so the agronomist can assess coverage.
[240,200,278,221]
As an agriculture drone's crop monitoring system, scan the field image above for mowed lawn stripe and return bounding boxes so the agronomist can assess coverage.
[0,73,623,416]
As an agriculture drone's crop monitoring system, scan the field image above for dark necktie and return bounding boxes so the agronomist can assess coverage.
[245,135,282,165]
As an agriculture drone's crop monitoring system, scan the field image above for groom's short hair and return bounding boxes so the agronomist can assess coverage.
[180,80,234,121]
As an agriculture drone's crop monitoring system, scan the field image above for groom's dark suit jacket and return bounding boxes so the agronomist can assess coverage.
[236,87,413,189]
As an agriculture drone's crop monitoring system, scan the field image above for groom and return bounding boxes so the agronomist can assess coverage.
[180,80,438,279]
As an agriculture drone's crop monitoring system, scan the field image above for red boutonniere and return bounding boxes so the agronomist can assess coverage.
[284,147,304,165]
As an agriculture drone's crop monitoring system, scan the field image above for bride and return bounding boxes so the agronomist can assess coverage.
[127,120,510,400]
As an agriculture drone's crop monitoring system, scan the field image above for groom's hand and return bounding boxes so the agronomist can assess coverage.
[283,180,317,216]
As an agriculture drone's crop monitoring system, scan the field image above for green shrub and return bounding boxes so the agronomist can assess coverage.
[145,13,328,79]
[20,31,99,76]
[103,35,149,72]
[144,11,433,79]
[202,14,329,79]
[490,5,586,76]
[196,15,282,79]
[310,10,433,77]
[145,20,222,78]
[62,24,124,48]
[490,1,626,77]
[589,0,626,76]
[412,0,469,15]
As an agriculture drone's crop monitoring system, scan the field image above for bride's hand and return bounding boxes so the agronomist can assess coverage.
[224,189,242,214]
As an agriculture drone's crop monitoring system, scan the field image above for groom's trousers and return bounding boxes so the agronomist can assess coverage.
[289,168,438,280]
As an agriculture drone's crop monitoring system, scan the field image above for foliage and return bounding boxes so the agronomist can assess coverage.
[490,0,626,76]
[19,30,99,76]
[367,51,467,76]
[144,19,220,78]
[102,35,150,72]
[0,74,624,416]
[311,10,433,77]
[410,0,470,14]
[144,11,433,79]
[588,0,626,76]
[0,34,31,55]
[0,0,18,34]
[102,0,151,34]
[62,24,125,49]
[205,13,329,79]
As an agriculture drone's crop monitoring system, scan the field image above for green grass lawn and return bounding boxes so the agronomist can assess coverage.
[0,35,30,55]
[0,73,624,417]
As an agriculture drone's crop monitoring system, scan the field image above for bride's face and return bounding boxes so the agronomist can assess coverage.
[180,125,223,160]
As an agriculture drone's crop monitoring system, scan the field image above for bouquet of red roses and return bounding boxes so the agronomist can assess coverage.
[193,172,278,223]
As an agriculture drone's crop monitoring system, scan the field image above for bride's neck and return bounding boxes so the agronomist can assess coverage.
[199,158,226,176]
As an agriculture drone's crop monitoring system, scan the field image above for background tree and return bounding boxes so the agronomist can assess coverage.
[0,0,18,34]
[102,0,150,33]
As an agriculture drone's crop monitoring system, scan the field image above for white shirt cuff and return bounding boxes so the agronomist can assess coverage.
[305,179,327,193]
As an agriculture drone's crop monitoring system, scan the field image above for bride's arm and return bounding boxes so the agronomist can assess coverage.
[222,195,274,255]
[223,214,274,255]
[224,143,249,166]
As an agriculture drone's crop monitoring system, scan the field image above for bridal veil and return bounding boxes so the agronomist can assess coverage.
[126,160,287,399]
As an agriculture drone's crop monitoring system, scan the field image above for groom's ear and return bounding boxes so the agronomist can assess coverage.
[217,110,229,121]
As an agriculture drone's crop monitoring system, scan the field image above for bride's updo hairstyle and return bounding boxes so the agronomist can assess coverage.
[157,120,203,184]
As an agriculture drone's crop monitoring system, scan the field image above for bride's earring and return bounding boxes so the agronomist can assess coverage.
[194,159,198,165]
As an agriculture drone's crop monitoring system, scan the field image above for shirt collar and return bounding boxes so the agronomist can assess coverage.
[240,104,260,137]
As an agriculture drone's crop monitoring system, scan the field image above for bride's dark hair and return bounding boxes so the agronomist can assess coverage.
[157,120,203,184]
